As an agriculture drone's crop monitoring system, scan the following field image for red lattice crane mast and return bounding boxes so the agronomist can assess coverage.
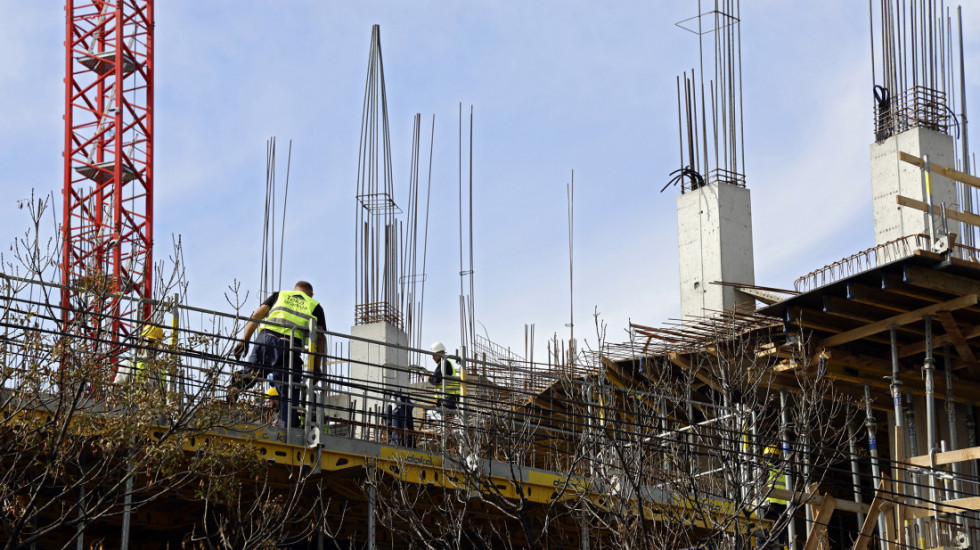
[62,1,153,350]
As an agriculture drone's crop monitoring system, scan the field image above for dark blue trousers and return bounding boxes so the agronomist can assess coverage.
[243,331,304,428]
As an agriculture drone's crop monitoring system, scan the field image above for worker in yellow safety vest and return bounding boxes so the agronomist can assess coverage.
[229,281,326,429]
[762,444,790,548]
[263,384,306,427]
[427,342,460,421]
[764,445,788,507]
[114,324,166,390]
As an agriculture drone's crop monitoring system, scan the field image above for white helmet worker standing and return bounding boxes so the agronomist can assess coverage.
[427,341,459,421]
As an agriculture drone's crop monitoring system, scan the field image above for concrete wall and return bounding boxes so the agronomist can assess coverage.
[870,127,961,248]
[677,182,756,319]
[349,322,409,437]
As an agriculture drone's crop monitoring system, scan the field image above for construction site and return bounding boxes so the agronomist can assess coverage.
[5,1,980,549]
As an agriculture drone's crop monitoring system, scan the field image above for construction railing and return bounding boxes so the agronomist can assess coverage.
[0,273,808,512]
[794,234,930,292]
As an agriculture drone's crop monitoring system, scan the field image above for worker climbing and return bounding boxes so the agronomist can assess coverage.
[427,341,460,422]
[228,280,326,429]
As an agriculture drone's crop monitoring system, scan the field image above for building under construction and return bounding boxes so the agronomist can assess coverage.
[4,1,980,549]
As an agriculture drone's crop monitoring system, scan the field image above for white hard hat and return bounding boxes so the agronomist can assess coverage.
[430,341,446,354]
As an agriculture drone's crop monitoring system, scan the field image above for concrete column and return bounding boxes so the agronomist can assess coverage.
[870,127,960,249]
[349,322,408,439]
[677,182,756,319]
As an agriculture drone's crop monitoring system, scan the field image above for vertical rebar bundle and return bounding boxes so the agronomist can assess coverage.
[458,104,476,352]
[871,2,975,247]
[259,137,291,299]
[669,0,746,193]
[399,114,435,364]
[355,25,401,327]
[871,0,959,140]
[353,25,431,350]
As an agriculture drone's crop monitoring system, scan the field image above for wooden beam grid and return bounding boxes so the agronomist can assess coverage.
[788,308,893,346]
[849,280,935,313]
[819,294,978,348]
[793,279,980,371]
[818,353,980,406]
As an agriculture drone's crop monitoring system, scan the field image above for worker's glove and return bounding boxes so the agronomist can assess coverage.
[232,341,248,360]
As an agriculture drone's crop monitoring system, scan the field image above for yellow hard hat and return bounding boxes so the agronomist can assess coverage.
[265,386,279,398]
[141,325,164,341]
[764,445,780,456]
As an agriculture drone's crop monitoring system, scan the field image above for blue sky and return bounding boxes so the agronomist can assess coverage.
[2,2,979,359]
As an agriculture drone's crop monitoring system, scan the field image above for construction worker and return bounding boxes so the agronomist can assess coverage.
[264,385,280,424]
[427,342,460,421]
[228,281,326,429]
[114,324,165,389]
[263,384,305,427]
[762,445,788,545]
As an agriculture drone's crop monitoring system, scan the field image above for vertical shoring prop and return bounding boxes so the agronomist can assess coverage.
[864,383,888,549]
[76,484,84,550]
[905,390,926,548]
[942,344,968,537]
[923,314,939,546]
[780,389,798,550]
[967,406,979,547]
[368,466,377,550]
[848,421,867,535]
[888,325,908,541]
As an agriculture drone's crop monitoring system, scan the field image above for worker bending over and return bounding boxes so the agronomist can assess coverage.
[427,341,460,421]
[229,280,326,429]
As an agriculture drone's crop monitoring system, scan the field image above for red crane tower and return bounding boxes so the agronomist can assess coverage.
[62,1,153,352]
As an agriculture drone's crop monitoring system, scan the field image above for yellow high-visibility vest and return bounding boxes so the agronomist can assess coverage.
[767,467,787,505]
[263,291,320,340]
[434,358,460,397]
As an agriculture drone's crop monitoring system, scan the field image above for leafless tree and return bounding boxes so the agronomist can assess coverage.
[0,195,326,548]
[578,317,855,550]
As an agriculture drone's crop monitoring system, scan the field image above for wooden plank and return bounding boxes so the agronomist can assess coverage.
[824,296,897,322]
[903,264,980,298]
[898,322,980,357]
[896,194,980,229]
[821,350,980,405]
[907,445,980,468]
[906,496,980,519]
[881,272,946,303]
[789,307,892,345]
[899,151,980,190]
[935,310,978,363]
[882,501,898,550]
[848,281,931,313]
[852,478,892,550]
[819,294,978,348]
[668,352,723,393]
[767,488,868,515]
[803,491,836,550]
[823,296,923,339]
